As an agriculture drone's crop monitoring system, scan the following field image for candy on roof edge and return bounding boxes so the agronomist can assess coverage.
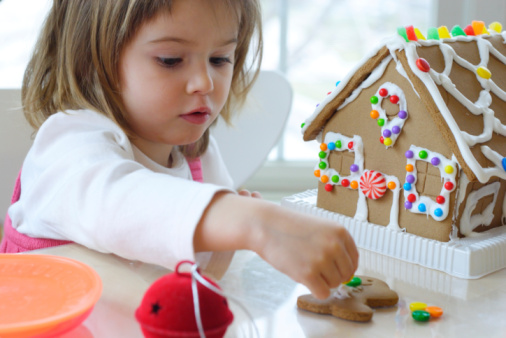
[397,20,503,42]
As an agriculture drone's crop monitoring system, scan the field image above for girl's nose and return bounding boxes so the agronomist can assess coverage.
[186,64,214,95]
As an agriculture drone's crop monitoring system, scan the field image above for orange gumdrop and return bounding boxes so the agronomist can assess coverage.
[314,169,321,177]
[321,175,329,183]
[350,181,358,189]
[406,164,414,172]
[370,110,379,119]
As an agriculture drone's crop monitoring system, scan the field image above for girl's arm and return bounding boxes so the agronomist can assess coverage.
[193,192,359,300]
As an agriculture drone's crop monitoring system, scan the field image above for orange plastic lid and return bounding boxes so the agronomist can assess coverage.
[0,254,102,337]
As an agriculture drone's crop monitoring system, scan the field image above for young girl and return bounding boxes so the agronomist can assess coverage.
[1,0,358,300]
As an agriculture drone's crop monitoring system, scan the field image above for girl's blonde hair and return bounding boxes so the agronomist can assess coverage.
[22,0,263,158]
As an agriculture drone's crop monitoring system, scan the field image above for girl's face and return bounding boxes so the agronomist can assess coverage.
[119,0,238,166]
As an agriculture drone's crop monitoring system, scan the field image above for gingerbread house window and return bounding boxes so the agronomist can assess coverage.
[460,181,500,236]
[415,161,443,198]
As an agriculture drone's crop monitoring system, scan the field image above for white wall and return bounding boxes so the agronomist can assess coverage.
[0,90,33,224]
[432,0,506,27]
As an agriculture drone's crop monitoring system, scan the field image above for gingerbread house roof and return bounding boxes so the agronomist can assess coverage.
[302,22,506,183]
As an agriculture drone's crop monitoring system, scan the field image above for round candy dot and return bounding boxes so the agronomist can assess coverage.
[444,165,454,174]
[405,150,414,159]
[419,150,428,159]
[410,302,428,312]
[331,175,339,183]
[346,276,362,287]
[383,137,393,146]
[431,157,440,166]
[316,103,320,108]
[445,181,454,190]
[383,129,392,138]
[328,142,336,151]
[327,91,332,95]
[398,110,407,119]
[404,201,413,209]
[434,208,443,217]
[407,194,416,203]
[319,162,327,170]
[341,179,350,187]
[350,164,359,172]
[377,119,385,127]
[406,174,415,184]
[388,181,396,190]
[390,95,399,104]
[412,310,431,322]
[502,157,506,171]
[348,142,354,150]
[425,306,443,318]
[406,164,414,172]
[379,88,388,97]
[392,126,401,134]
[336,81,341,87]
[320,143,328,151]
[321,175,329,183]
[416,58,431,72]
[418,203,427,212]
[403,182,412,191]
[325,183,333,192]
[350,181,358,189]
[436,195,445,204]
[336,140,342,148]
[370,110,379,119]
[477,66,492,80]
[314,169,320,177]
[319,151,327,159]
[370,96,379,104]
[379,136,384,144]
[301,122,305,128]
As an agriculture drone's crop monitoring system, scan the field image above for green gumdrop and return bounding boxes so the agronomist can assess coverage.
[346,276,362,287]
[397,26,409,42]
[419,150,428,159]
[451,25,467,37]
[319,161,327,170]
[427,27,440,40]
[336,140,342,148]
[370,96,379,104]
[377,119,385,127]
[412,310,431,322]
[331,175,339,183]
[319,151,327,159]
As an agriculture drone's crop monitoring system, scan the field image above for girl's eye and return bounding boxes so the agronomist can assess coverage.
[157,57,182,68]
[210,57,232,66]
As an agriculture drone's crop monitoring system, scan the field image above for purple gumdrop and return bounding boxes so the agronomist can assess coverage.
[431,157,440,166]
[350,164,359,172]
[383,129,392,138]
[405,150,414,159]
[392,126,401,134]
[398,110,407,119]
[406,175,415,184]
[404,201,413,209]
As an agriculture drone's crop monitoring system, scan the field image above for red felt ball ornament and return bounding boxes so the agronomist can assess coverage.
[135,261,234,338]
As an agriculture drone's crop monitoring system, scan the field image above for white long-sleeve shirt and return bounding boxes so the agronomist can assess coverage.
[8,109,235,277]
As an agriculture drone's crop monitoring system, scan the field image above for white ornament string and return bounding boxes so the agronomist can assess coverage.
[189,263,260,338]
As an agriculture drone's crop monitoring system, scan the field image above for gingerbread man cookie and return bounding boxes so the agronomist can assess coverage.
[297,276,398,322]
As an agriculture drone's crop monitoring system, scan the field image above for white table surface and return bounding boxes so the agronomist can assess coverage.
[30,243,506,338]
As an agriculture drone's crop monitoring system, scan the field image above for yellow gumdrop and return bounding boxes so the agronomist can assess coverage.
[438,26,451,39]
[414,28,426,40]
[489,21,503,33]
[477,66,492,79]
[410,302,428,312]
[482,26,490,35]
[444,165,454,174]
[383,137,393,146]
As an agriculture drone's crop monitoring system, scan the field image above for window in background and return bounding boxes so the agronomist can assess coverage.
[260,0,432,161]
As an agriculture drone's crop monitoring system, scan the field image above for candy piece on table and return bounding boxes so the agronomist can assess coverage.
[451,25,467,37]
[409,302,427,312]
[489,21,502,33]
[405,25,418,41]
[425,306,443,318]
[427,27,440,40]
[472,20,485,35]
[297,276,399,322]
[135,261,234,338]
[414,28,426,40]
[438,26,451,38]
[412,310,431,322]
[464,25,475,36]
[397,26,409,42]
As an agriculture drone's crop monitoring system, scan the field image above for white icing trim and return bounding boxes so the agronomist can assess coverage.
[460,181,501,236]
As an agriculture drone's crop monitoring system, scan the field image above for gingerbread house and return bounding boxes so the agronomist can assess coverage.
[301,21,506,242]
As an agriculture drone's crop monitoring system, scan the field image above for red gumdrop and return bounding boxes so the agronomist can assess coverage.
[135,261,234,338]
[390,95,399,104]
[379,88,388,97]
[464,25,475,36]
[405,25,418,41]
[348,141,354,150]
[416,58,430,72]
[407,194,416,203]
[341,179,350,188]
[436,195,445,204]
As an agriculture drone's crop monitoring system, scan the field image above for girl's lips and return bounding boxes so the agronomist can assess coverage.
[180,108,211,125]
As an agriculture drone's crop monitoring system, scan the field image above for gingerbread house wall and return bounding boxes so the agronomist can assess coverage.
[316,57,458,242]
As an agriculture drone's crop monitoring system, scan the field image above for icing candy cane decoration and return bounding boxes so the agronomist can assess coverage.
[369,82,408,148]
